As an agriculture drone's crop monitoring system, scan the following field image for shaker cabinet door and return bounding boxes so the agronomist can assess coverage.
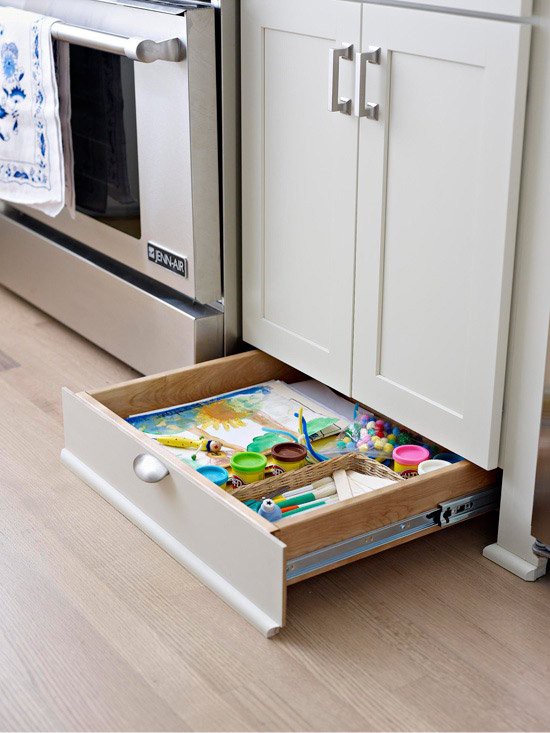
[241,0,360,394]
[352,6,530,468]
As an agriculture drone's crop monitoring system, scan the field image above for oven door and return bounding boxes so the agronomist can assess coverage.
[8,0,221,305]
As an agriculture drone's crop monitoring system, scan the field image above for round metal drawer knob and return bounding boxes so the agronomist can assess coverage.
[133,453,169,483]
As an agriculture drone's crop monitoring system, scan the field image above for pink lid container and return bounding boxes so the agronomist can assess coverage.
[392,445,430,466]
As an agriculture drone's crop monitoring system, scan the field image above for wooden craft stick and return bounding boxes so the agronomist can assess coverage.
[333,469,353,501]
[347,470,396,490]
[311,476,335,489]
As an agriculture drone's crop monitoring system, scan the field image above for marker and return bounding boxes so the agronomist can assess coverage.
[282,495,339,517]
[282,500,327,517]
[275,484,336,507]
[281,505,299,513]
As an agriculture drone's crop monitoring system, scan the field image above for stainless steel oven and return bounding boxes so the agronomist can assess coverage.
[0,0,239,374]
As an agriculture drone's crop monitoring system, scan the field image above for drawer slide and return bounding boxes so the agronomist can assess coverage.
[286,486,499,581]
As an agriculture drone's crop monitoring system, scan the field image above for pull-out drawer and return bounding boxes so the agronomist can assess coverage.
[62,350,500,637]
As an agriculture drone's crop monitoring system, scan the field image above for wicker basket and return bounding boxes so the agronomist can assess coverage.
[229,453,404,502]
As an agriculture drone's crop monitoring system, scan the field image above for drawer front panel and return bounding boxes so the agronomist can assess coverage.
[62,388,286,636]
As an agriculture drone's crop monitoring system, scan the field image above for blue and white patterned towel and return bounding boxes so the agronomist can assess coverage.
[0,7,73,216]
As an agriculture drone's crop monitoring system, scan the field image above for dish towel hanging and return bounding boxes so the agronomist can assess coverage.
[0,7,73,216]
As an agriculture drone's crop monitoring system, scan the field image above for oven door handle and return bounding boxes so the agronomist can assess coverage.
[51,21,185,63]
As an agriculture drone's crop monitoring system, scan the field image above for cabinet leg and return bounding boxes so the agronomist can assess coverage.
[483,542,547,581]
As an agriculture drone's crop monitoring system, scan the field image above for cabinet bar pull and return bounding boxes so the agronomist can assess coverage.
[328,43,353,115]
[354,46,381,119]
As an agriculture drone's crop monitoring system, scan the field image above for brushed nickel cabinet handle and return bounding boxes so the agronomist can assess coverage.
[328,43,353,115]
[354,46,381,119]
[133,453,169,483]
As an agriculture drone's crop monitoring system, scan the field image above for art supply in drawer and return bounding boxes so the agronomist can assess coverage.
[195,464,229,486]
[258,498,282,522]
[418,459,451,474]
[233,454,404,522]
[392,445,430,478]
[230,451,268,487]
[125,380,347,472]
[156,435,224,452]
[268,442,307,474]
[331,408,439,466]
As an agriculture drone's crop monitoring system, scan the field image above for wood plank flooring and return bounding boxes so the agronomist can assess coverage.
[0,284,548,732]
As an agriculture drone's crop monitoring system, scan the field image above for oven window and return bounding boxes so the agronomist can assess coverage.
[70,46,141,239]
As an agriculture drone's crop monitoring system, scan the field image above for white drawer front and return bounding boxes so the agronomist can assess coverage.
[61,389,286,637]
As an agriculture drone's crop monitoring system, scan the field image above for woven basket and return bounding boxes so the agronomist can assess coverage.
[229,453,404,502]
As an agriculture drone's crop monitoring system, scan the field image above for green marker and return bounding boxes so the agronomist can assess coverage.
[276,492,316,509]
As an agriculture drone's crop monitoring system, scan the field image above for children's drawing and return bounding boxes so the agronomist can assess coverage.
[126,381,346,469]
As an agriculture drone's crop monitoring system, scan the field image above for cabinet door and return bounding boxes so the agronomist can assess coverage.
[353,6,530,469]
[242,0,361,394]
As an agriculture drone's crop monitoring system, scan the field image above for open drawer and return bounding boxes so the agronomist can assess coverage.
[61,350,500,637]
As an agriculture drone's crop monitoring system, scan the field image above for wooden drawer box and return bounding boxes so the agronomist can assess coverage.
[62,350,500,637]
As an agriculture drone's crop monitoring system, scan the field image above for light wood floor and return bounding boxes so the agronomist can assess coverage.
[0,284,549,732]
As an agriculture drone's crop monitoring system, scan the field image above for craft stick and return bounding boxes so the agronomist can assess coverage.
[333,469,353,501]
[311,476,335,489]
[347,471,396,490]
[349,479,378,496]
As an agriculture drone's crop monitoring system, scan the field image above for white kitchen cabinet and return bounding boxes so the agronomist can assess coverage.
[352,5,530,469]
[242,0,530,469]
[241,0,361,394]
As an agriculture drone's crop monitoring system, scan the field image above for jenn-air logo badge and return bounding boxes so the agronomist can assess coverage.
[147,242,188,278]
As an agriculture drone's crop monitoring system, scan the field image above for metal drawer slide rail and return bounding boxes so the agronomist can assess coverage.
[286,486,499,581]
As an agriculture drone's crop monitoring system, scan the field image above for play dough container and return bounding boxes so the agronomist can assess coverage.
[230,451,267,487]
[392,445,430,478]
[196,464,229,487]
[418,459,451,475]
[269,442,308,474]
